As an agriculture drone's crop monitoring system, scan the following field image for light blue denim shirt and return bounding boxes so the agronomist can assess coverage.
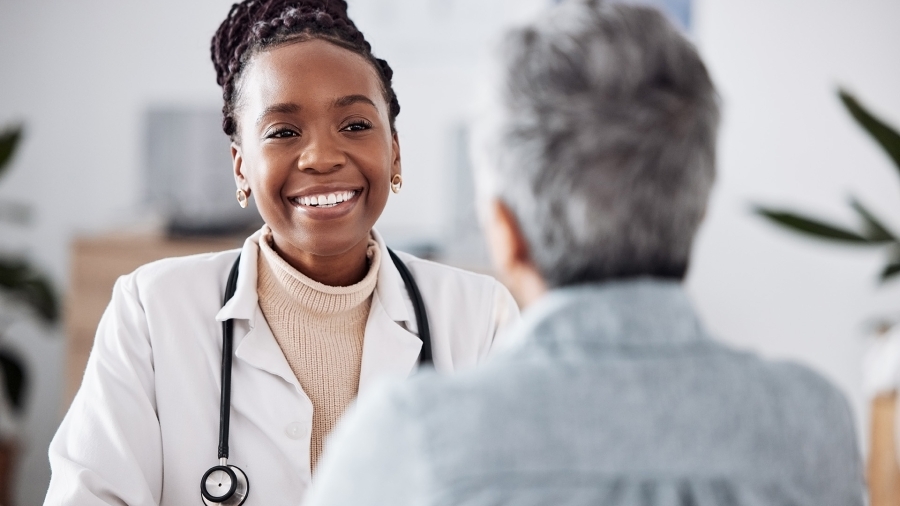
[307,280,865,506]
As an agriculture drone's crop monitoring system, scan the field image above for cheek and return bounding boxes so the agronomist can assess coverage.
[244,149,288,191]
[363,135,395,184]
[360,147,392,201]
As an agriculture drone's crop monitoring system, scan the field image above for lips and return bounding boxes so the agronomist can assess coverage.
[287,186,362,220]
[290,190,358,208]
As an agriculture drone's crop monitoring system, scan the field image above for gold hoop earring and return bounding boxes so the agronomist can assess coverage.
[390,174,403,194]
[236,189,249,209]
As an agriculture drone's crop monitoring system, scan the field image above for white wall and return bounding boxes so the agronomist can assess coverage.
[0,1,238,502]
[0,0,898,503]
[688,0,900,449]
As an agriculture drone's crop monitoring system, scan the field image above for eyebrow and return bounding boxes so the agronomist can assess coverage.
[332,94,377,109]
[256,103,301,125]
[255,95,377,125]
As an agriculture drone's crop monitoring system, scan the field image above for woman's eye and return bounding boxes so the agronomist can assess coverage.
[267,127,298,139]
[342,120,372,132]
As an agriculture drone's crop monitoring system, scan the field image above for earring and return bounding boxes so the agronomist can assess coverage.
[390,174,403,194]
[236,189,249,209]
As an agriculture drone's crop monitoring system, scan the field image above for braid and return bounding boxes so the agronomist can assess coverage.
[211,0,400,140]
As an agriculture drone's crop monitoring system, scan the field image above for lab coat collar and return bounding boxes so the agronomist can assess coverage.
[215,229,264,324]
[358,229,423,392]
[370,228,414,329]
[215,228,414,327]
[214,228,422,393]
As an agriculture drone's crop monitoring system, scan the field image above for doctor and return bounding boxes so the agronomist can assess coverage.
[44,1,519,504]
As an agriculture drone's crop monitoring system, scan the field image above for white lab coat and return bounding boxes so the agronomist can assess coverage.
[45,229,519,506]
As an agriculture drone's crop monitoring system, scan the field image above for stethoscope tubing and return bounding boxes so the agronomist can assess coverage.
[205,248,431,504]
[218,255,242,460]
[387,248,432,364]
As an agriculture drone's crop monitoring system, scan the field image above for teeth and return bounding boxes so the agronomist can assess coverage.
[295,190,356,207]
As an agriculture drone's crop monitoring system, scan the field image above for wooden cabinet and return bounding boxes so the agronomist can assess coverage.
[64,233,243,409]
[869,393,900,506]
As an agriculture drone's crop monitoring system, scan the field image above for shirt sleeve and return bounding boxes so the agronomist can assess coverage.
[45,273,163,506]
[305,380,433,506]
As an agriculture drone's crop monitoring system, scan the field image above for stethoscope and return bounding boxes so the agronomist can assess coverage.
[200,249,432,505]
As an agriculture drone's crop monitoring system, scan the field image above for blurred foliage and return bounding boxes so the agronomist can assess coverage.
[0,129,22,178]
[755,89,900,283]
[0,353,25,412]
[0,124,59,415]
[0,258,59,322]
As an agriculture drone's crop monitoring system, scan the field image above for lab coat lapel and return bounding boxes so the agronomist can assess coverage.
[358,293,423,394]
[234,309,301,390]
[357,230,423,394]
[215,230,301,390]
[216,228,423,393]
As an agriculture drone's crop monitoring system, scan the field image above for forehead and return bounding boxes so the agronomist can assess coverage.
[240,38,384,111]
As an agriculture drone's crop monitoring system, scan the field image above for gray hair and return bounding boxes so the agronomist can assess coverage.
[474,0,719,287]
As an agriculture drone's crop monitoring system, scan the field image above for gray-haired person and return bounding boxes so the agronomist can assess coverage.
[305,1,865,504]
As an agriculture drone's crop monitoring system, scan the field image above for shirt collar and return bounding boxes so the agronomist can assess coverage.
[510,278,708,348]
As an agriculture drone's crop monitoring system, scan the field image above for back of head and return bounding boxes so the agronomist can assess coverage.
[476,0,719,287]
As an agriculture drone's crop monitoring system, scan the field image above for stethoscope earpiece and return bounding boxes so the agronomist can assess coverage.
[201,462,249,506]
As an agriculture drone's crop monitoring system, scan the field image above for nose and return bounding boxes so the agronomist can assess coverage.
[297,130,345,174]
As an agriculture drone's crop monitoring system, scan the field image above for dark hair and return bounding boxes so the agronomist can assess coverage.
[211,0,400,141]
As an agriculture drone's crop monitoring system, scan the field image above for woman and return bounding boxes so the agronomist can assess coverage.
[44,1,519,504]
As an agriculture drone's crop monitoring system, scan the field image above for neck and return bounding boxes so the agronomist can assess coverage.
[270,233,371,287]
[510,265,548,309]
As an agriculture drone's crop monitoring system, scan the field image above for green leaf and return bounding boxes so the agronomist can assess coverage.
[0,125,23,178]
[849,197,897,242]
[0,259,59,323]
[881,261,900,282]
[838,89,900,173]
[755,207,870,243]
[0,350,27,412]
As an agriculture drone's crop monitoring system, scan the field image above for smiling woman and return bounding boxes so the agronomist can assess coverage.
[232,40,400,286]
[42,1,520,505]
[233,39,398,286]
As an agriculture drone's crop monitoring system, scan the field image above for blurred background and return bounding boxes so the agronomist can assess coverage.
[0,0,899,503]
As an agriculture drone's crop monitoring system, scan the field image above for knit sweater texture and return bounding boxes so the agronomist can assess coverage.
[256,226,380,470]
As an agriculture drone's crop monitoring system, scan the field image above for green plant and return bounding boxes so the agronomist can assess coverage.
[0,125,59,412]
[755,89,900,282]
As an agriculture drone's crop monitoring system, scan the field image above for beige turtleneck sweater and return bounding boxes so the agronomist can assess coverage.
[256,226,380,470]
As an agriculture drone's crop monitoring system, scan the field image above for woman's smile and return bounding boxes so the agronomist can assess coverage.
[289,187,362,220]
[292,189,358,208]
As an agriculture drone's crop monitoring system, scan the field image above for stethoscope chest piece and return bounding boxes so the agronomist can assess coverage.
[201,461,249,506]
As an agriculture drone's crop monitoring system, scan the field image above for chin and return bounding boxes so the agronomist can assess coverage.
[294,224,372,258]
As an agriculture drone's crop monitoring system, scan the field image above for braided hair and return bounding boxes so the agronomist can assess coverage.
[211,0,400,141]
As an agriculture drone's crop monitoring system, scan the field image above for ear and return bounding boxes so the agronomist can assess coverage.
[484,199,547,308]
[232,142,249,192]
[390,131,401,176]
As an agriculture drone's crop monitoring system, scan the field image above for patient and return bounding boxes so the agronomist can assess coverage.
[306,1,865,504]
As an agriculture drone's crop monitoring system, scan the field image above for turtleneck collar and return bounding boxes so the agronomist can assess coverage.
[257,225,380,316]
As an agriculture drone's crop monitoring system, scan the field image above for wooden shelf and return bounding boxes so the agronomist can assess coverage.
[64,232,243,409]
